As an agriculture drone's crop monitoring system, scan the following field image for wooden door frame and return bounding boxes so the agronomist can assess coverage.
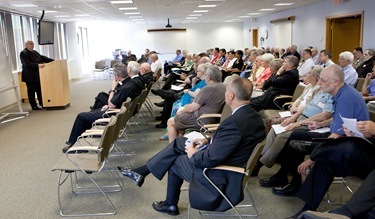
[252,28,258,48]
[325,11,364,50]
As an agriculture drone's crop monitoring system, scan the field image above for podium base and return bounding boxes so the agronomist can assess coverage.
[44,103,70,110]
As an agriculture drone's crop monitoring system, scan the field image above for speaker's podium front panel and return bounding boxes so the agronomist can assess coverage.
[39,59,70,109]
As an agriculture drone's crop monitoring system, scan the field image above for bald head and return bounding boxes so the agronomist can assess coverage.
[140,62,151,75]
[25,40,35,51]
[325,64,344,83]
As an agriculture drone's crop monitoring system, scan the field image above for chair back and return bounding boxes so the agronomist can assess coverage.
[136,89,148,112]
[95,60,105,70]
[291,83,306,102]
[145,81,154,96]
[370,110,375,122]
[127,96,140,118]
[242,139,266,188]
[113,106,127,142]
[98,116,117,162]
[110,59,121,68]
[220,104,232,123]
[155,68,162,81]
[355,78,365,92]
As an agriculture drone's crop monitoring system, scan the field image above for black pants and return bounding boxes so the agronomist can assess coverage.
[296,138,375,211]
[67,109,105,145]
[162,73,180,90]
[276,129,329,187]
[146,136,194,205]
[26,80,43,108]
[92,92,109,109]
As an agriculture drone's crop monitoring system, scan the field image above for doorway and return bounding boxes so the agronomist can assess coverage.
[325,12,363,63]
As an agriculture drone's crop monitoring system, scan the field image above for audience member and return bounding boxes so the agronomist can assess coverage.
[297,49,315,78]
[290,45,301,61]
[122,50,137,65]
[117,77,266,215]
[337,51,358,87]
[356,48,375,78]
[164,49,184,76]
[215,48,226,66]
[361,64,375,102]
[166,66,226,142]
[210,47,220,64]
[140,62,154,85]
[253,53,275,89]
[290,119,375,218]
[311,47,320,65]
[150,54,162,78]
[352,47,364,69]
[240,50,258,78]
[114,50,126,60]
[248,55,265,83]
[319,50,335,67]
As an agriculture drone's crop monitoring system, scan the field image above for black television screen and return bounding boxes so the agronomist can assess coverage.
[38,21,54,45]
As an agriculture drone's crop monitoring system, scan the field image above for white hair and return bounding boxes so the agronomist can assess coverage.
[339,51,354,63]
[261,53,275,64]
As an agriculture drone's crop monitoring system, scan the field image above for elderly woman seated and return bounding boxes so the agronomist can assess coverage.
[361,63,375,113]
[166,65,226,142]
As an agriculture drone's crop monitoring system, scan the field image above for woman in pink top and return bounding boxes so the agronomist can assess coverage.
[255,53,275,89]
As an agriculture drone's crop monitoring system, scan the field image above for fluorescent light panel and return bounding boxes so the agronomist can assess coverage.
[110,0,133,4]
[124,12,140,15]
[198,5,217,8]
[119,7,137,10]
[132,19,144,21]
[193,10,209,13]
[129,16,142,18]
[274,3,294,6]
[36,10,57,13]
[75,14,89,17]
[248,13,261,15]
[259,8,275,11]
[55,15,70,18]
[239,16,250,18]
[13,4,37,7]
[186,17,198,19]
[189,14,202,16]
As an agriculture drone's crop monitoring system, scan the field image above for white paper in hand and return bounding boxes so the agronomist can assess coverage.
[279,111,292,118]
[340,114,364,138]
[171,85,184,91]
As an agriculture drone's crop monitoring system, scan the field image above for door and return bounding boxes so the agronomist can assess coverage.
[326,13,362,62]
[252,29,258,48]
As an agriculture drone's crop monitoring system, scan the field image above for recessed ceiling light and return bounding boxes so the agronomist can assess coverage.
[193,10,209,13]
[274,3,295,6]
[110,0,133,4]
[119,7,137,10]
[198,5,217,8]
[36,10,58,13]
[55,15,70,18]
[13,4,37,7]
[186,17,198,19]
[129,16,142,18]
[124,12,140,15]
[259,8,275,11]
[189,14,202,16]
[75,14,89,17]
[132,19,144,21]
[239,16,250,18]
[248,13,261,15]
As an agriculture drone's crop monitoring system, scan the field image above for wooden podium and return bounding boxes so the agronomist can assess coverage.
[39,59,70,109]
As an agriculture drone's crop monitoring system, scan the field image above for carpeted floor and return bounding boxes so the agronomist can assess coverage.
[0,76,360,218]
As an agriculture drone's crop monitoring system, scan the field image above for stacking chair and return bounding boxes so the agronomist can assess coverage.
[188,139,266,219]
[51,117,120,217]
[93,60,106,80]
[355,78,365,92]
[196,104,231,135]
[155,68,163,88]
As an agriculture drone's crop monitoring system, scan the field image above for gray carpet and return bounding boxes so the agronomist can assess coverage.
[0,77,360,218]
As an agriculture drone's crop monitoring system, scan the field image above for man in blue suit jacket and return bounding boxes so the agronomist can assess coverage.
[118,77,266,215]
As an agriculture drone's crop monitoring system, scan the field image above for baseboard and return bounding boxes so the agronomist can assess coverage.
[0,102,18,113]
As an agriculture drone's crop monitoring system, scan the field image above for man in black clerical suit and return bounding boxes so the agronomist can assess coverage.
[20,40,54,110]
[62,62,144,153]
[118,77,266,215]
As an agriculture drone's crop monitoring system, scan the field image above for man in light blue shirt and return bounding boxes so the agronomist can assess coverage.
[164,49,184,75]
[338,51,358,87]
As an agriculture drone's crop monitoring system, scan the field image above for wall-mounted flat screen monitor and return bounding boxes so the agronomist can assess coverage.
[38,21,54,45]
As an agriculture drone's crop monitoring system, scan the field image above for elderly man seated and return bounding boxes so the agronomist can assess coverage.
[337,51,357,87]
[166,65,226,142]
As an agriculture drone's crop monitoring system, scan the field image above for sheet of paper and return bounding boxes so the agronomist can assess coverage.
[271,124,287,135]
[279,111,292,118]
[184,131,205,141]
[340,114,364,138]
[309,127,330,133]
[171,85,184,91]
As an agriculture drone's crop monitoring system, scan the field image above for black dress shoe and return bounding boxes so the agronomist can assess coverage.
[259,176,288,187]
[155,116,162,121]
[152,201,179,215]
[289,140,314,153]
[272,184,299,196]
[155,123,167,128]
[285,210,303,219]
[154,101,165,107]
[32,106,43,110]
[62,145,72,153]
[117,166,144,187]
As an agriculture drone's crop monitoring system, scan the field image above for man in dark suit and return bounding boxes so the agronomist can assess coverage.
[287,120,375,219]
[118,77,266,215]
[249,55,300,111]
[62,62,144,153]
[20,40,54,110]
[139,62,154,85]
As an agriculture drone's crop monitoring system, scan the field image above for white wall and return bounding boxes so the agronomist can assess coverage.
[65,22,82,79]
[243,0,375,52]
[78,21,243,65]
